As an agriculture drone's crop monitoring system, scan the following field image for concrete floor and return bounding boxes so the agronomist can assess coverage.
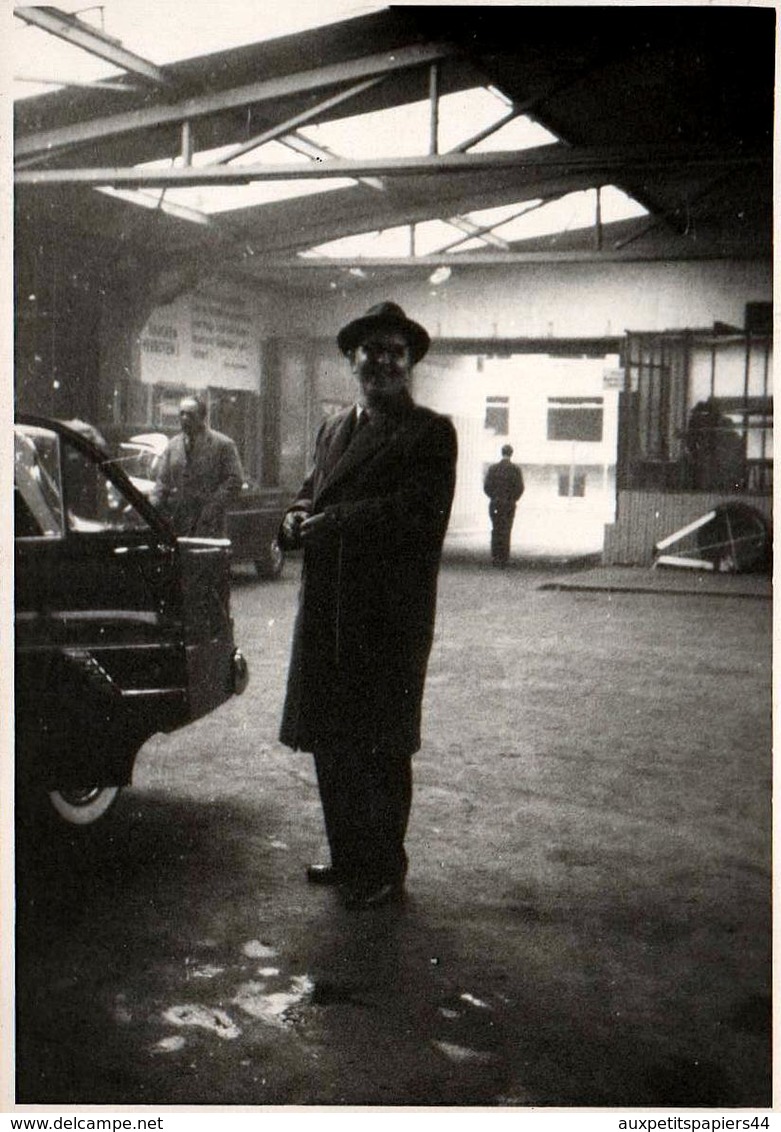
[13,555,772,1109]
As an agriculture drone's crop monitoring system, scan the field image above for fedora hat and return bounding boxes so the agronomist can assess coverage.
[337,301,430,363]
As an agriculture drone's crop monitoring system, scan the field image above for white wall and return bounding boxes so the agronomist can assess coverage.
[266,259,771,556]
[287,260,771,341]
[414,352,620,555]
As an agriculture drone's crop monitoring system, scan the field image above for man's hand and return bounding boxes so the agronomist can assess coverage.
[279,508,310,550]
[299,512,338,546]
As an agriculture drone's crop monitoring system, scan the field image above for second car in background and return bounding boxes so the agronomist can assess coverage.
[115,432,287,579]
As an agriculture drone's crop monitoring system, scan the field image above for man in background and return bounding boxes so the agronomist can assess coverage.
[484,443,524,567]
[151,395,243,537]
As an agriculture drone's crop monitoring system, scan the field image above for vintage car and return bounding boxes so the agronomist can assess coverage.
[14,414,249,828]
[111,431,286,579]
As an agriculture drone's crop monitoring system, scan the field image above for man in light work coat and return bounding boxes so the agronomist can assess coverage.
[279,302,458,910]
[151,395,243,537]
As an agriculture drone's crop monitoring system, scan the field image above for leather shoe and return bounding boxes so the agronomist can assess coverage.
[306,864,341,886]
[343,880,404,910]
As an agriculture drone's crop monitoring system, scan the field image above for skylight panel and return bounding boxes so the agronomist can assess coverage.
[13,0,386,99]
[465,202,545,228]
[412,220,479,255]
[168,179,355,213]
[304,224,460,259]
[297,87,547,159]
[98,178,354,216]
[96,141,356,216]
[471,116,558,152]
[302,228,414,258]
[299,102,428,160]
[488,188,647,242]
[173,137,356,211]
[96,186,211,223]
[301,187,648,258]
[598,186,649,220]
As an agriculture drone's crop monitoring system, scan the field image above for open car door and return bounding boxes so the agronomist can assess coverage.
[15,416,246,826]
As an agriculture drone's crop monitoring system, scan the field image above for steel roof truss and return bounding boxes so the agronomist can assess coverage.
[214,75,389,166]
[14,6,169,87]
[442,216,511,251]
[16,145,764,189]
[449,107,525,155]
[15,41,454,160]
[437,198,557,255]
[242,246,765,269]
[280,134,385,193]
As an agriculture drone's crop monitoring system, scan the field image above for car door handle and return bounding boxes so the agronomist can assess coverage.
[113,544,152,556]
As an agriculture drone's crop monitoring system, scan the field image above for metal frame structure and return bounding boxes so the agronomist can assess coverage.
[14,5,774,289]
[619,329,772,496]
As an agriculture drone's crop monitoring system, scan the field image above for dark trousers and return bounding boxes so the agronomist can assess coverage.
[313,747,412,887]
[489,503,516,564]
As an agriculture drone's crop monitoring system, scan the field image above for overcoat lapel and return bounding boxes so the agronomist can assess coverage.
[316,410,398,502]
[319,410,357,482]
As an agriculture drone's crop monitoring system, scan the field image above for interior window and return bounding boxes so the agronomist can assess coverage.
[14,427,65,538]
[62,439,151,533]
[485,395,510,435]
[558,468,588,497]
[547,397,604,442]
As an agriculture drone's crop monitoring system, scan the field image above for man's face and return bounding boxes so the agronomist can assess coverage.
[179,399,204,438]
[351,331,412,410]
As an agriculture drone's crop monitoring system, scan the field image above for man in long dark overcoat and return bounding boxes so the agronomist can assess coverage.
[279,302,457,909]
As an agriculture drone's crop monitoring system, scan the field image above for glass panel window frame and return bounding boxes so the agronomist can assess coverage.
[14,425,65,539]
[557,467,588,498]
[485,395,510,435]
[547,397,604,442]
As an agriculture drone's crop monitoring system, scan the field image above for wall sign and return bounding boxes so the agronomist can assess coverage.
[602,368,626,390]
[138,281,261,392]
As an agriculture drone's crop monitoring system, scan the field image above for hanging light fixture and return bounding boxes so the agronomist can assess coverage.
[428,265,452,285]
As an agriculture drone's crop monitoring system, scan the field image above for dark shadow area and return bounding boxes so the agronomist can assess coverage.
[13,564,772,1108]
[15,792,279,1104]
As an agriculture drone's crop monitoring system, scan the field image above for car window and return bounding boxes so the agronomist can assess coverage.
[116,445,159,488]
[62,439,151,533]
[14,426,65,538]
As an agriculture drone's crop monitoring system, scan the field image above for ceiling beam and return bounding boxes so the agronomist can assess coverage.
[229,170,602,256]
[280,134,386,193]
[429,337,624,358]
[437,199,554,255]
[14,74,143,93]
[15,145,766,189]
[15,41,454,159]
[214,75,388,165]
[449,107,522,154]
[14,6,169,87]
[442,216,511,251]
[240,245,770,268]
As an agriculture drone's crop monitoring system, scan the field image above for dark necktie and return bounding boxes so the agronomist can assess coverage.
[349,409,371,445]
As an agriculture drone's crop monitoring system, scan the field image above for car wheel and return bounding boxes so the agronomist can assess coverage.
[48,785,121,826]
[255,536,285,580]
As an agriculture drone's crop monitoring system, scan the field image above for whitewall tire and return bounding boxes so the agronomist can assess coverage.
[48,786,121,826]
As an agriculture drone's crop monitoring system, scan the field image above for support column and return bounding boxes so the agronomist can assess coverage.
[260,338,281,487]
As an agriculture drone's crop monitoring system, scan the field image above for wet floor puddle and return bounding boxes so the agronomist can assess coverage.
[150,939,314,1054]
[145,936,503,1073]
